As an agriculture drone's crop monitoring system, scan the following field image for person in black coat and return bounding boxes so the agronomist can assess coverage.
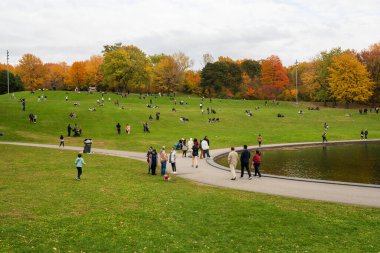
[67,124,72,137]
[240,145,252,179]
[150,149,158,175]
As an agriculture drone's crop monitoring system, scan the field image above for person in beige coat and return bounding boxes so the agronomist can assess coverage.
[228,147,238,180]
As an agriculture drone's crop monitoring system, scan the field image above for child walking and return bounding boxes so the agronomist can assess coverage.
[59,134,64,147]
[75,154,86,180]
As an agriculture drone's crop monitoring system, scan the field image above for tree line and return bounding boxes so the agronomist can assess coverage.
[1,42,379,106]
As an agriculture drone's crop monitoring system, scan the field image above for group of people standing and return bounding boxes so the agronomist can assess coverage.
[147,146,177,176]
[228,145,262,180]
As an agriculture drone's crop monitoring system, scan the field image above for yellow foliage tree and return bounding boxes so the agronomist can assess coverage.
[15,54,45,90]
[68,61,87,90]
[328,52,374,105]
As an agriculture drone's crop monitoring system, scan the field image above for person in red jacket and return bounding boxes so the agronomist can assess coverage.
[252,150,262,177]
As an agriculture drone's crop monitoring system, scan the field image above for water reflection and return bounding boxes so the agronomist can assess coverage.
[215,143,380,185]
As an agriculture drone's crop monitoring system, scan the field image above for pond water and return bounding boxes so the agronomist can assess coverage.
[215,142,380,185]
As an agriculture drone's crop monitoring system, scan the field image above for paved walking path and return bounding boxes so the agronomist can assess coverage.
[1,140,380,208]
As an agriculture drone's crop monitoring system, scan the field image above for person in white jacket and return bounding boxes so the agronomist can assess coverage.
[187,138,194,157]
[169,147,177,173]
[201,138,210,158]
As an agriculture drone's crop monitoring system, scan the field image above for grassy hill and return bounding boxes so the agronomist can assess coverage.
[1,91,379,151]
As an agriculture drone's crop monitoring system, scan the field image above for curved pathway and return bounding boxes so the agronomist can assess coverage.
[1,140,380,208]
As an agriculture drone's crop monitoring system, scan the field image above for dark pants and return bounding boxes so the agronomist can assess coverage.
[171,162,176,172]
[59,141,64,147]
[254,163,261,177]
[68,130,71,137]
[204,149,210,158]
[76,167,82,179]
[117,129,121,135]
[241,162,251,177]
[182,150,187,157]
[151,163,157,175]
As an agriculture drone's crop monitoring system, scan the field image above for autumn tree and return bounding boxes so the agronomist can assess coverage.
[328,52,374,106]
[358,42,380,104]
[152,56,181,93]
[183,70,201,94]
[68,61,87,90]
[85,55,104,88]
[15,54,45,90]
[102,44,150,92]
[260,55,289,99]
[44,62,68,90]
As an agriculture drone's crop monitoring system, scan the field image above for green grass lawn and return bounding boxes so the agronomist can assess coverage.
[1,91,379,151]
[1,144,380,252]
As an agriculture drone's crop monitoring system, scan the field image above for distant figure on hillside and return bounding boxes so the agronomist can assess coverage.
[240,145,252,179]
[22,99,26,111]
[228,147,238,180]
[75,154,86,181]
[59,135,65,147]
[149,115,153,122]
[364,129,368,139]
[156,112,160,120]
[252,150,262,177]
[65,96,68,101]
[181,141,188,157]
[322,131,327,143]
[277,113,284,118]
[126,124,131,134]
[143,122,150,133]
[324,122,329,131]
[258,134,263,147]
[67,124,72,136]
[360,130,364,140]
[116,122,121,135]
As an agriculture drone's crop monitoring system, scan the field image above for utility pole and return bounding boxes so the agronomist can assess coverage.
[295,59,298,104]
[7,50,10,94]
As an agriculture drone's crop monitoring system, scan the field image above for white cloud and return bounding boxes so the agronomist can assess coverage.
[1,0,379,68]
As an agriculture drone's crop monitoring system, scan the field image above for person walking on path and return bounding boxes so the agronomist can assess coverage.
[116,122,121,135]
[258,134,263,147]
[364,129,368,139]
[240,145,252,179]
[188,138,194,157]
[75,154,86,180]
[201,137,211,158]
[59,135,65,147]
[181,141,188,157]
[150,149,158,175]
[67,124,72,137]
[252,150,262,177]
[322,131,327,143]
[191,139,199,168]
[169,147,177,174]
[228,147,238,180]
[160,146,168,176]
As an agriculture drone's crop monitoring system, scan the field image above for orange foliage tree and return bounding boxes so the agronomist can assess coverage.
[15,54,45,90]
[85,55,104,89]
[68,61,87,90]
[44,62,69,90]
[260,55,289,99]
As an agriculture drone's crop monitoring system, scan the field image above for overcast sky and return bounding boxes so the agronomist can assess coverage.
[1,0,379,69]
